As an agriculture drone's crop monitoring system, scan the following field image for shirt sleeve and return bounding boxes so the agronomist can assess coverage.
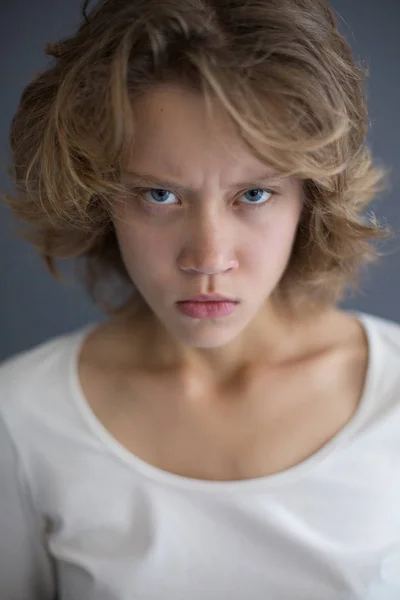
[0,414,56,600]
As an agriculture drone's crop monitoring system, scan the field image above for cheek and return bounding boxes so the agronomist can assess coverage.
[247,212,301,271]
[114,200,302,282]
[115,219,175,278]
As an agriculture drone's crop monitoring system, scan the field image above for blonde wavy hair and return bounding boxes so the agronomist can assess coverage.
[3,0,392,318]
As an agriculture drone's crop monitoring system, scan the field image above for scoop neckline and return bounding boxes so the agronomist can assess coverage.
[68,311,381,494]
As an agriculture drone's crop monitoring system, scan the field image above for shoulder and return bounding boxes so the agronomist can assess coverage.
[358,311,400,354]
[0,325,98,522]
[0,325,93,422]
[356,311,400,402]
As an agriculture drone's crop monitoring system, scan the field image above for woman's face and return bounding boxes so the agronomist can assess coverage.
[113,84,304,349]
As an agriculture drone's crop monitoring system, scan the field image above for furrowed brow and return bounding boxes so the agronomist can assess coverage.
[122,170,285,191]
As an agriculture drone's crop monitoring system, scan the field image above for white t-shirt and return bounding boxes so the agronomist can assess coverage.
[1,311,400,600]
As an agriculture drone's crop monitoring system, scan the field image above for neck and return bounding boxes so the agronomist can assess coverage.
[131,301,335,388]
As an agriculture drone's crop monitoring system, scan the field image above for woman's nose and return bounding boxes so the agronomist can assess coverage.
[177,214,239,276]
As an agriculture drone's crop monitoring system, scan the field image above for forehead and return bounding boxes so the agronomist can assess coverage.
[124,84,280,183]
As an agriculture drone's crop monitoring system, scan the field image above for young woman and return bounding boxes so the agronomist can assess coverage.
[1,0,399,598]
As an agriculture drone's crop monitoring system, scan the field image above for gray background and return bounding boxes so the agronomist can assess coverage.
[0,0,399,362]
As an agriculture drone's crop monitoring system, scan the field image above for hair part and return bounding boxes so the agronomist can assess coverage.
[3,0,392,318]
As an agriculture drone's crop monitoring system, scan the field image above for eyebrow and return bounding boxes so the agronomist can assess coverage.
[122,170,285,192]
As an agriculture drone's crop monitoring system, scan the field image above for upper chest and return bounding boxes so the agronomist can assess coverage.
[78,336,368,481]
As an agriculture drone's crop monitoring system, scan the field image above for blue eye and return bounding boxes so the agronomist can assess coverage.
[137,187,276,210]
[240,189,273,205]
[144,189,178,205]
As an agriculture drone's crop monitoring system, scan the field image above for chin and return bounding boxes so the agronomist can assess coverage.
[165,315,251,349]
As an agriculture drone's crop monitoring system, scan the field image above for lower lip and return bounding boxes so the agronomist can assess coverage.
[176,301,238,319]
